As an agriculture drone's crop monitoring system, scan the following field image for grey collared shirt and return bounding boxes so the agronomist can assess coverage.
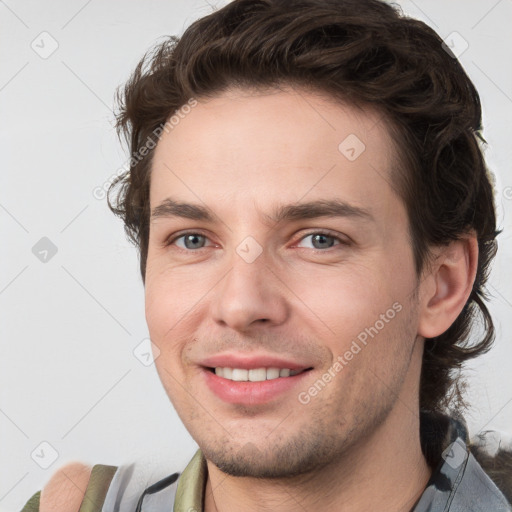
[412,414,511,511]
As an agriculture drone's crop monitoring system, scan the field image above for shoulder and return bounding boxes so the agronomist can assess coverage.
[21,456,183,512]
[21,462,118,512]
[40,462,93,512]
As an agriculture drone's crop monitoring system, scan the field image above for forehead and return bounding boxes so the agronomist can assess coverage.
[150,87,401,220]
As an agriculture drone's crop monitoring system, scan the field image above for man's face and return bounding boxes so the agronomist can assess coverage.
[145,87,424,478]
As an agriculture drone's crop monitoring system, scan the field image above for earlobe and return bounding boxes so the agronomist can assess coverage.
[417,234,478,339]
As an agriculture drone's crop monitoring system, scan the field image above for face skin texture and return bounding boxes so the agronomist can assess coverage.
[144,87,478,512]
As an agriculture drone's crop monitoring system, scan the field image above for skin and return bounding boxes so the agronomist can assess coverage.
[39,87,477,512]
[142,86,478,512]
[40,463,92,512]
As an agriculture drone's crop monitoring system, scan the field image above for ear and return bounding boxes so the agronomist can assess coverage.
[417,233,478,339]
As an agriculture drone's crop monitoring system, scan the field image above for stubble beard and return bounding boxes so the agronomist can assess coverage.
[197,385,396,480]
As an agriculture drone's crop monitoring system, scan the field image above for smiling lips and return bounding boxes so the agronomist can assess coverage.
[214,367,302,381]
[200,354,313,404]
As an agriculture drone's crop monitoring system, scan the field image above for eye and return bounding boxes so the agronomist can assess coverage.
[296,232,345,250]
[169,232,213,250]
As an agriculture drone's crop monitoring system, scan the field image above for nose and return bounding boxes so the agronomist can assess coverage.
[210,250,289,333]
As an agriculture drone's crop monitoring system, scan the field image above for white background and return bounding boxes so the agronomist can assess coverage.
[1,1,511,510]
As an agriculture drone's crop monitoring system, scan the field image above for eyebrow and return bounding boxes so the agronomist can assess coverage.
[151,199,215,222]
[268,199,373,224]
[150,198,373,224]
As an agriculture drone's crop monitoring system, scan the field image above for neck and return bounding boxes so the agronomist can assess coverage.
[204,403,432,512]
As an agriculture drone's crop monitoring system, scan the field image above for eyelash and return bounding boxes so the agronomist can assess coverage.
[164,230,349,251]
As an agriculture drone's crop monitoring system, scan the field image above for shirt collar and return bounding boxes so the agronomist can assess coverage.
[413,411,510,511]
[173,449,207,512]
[411,411,470,511]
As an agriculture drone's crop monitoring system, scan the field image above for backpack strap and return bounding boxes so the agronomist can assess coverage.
[20,490,40,512]
[79,464,118,512]
[20,464,118,512]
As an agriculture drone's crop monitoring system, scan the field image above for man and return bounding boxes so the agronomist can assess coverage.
[21,0,512,510]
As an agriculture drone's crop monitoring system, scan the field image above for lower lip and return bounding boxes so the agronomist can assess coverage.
[203,368,311,405]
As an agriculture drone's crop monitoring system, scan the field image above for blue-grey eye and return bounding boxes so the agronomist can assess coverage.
[297,233,339,249]
[176,234,207,250]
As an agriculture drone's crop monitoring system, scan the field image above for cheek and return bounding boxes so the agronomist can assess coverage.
[287,257,415,364]
[144,267,212,374]
[287,264,393,333]
[146,287,190,392]
[145,263,206,332]
[144,276,171,338]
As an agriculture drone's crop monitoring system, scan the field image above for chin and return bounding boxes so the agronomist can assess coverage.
[201,432,340,479]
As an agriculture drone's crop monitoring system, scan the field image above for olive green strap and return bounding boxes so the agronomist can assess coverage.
[20,490,40,512]
[78,464,118,512]
[20,465,117,512]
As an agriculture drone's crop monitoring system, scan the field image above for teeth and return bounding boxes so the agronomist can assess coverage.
[232,369,248,381]
[249,368,267,382]
[266,367,280,380]
[213,367,302,381]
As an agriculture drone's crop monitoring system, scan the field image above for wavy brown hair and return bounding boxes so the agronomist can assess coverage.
[108,0,499,415]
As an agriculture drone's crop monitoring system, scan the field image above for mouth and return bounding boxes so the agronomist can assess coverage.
[207,366,312,381]
[202,365,314,405]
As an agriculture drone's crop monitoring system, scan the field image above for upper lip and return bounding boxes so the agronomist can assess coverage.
[200,353,313,371]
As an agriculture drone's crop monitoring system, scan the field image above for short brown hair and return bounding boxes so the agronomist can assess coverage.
[108,0,499,414]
